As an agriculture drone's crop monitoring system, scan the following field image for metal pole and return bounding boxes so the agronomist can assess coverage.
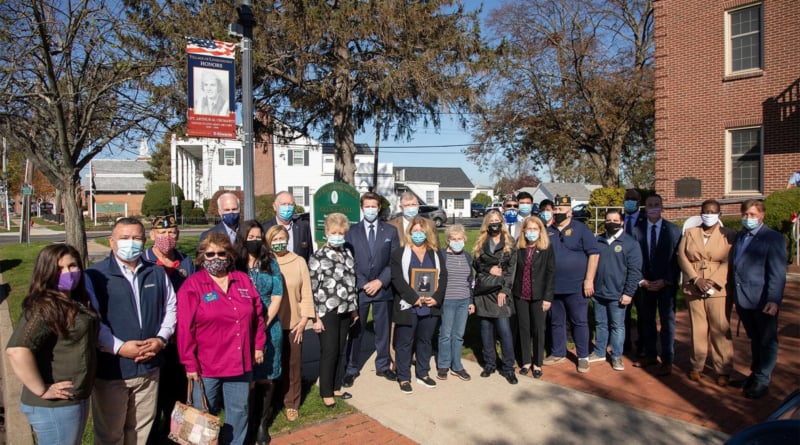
[1,138,9,230]
[238,1,256,220]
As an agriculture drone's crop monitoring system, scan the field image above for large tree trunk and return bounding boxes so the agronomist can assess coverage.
[332,41,356,185]
[62,176,89,265]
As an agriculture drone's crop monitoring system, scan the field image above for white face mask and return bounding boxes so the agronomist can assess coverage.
[701,213,719,227]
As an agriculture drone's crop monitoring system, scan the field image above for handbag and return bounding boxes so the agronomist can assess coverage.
[168,379,221,445]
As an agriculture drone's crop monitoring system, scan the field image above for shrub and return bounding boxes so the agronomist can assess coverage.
[255,194,276,222]
[202,199,211,213]
[720,216,743,232]
[181,200,196,215]
[587,187,625,221]
[141,182,184,217]
[473,192,493,207]
[764,188,800,262]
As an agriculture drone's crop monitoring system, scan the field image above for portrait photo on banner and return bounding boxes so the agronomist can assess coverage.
[411,268,438,298]
[193,67,230,116]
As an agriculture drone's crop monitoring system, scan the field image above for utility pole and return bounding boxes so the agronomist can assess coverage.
[230,0,256,219]
[1,138,10,230]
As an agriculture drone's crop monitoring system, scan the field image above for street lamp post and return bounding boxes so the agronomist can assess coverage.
[231,1,256,220]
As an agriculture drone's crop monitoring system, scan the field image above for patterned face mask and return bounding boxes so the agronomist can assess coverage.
[154,236,177,255]
[203,258,229,276]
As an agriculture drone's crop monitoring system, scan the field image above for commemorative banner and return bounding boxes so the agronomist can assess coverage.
[186,38,237,139]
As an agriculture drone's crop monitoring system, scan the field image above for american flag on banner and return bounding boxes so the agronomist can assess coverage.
[186,37,237,59]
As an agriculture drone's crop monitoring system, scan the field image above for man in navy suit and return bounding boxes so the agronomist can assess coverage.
[261,191,314,263]
[731,199,786,399]
[343,192,400,387]
[622,188,646,353]
[631,193,682,376]
[198,192,240,245]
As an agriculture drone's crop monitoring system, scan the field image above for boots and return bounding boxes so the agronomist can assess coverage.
[245,385,262,444]
[255,382,274,445]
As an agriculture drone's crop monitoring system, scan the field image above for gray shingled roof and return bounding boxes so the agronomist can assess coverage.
[396,167,474,189]
[531,182,600,201]
[321,142,374,155]
[87,159,150,193]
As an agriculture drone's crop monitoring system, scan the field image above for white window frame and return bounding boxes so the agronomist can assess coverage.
[426,190,434,203]
[289,186,308,206]
[322,156,335,174]
[291,150,305,166]
[725,126,763,195]
[724,3,763,76]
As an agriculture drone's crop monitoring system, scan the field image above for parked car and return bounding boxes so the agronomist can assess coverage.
[39,202,55,214]
[487,202,503,213]
[572,203,591,223]
[419,205,447,227]
[471,203,486,218]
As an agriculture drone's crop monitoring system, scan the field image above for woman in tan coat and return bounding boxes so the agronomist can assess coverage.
[677,199,735,386]
[267,225,315,422]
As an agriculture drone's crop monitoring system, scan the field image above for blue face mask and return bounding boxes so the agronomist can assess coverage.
[327,234,345,247]
[518,203,533,217]
[525,231,540,242]
[504,209,518,224]
[363,207,379,222]
[116,239,143,262]
[221,212,239,229]
[540,211,552,223]
[623,200,639,213]
[742,217,760,231]
[278,205,295,221]
[449,240,465,252]
[410,231,427,244]
[403,206,419,219]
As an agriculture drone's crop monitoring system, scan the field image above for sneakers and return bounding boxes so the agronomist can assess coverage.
[285,408,299,422]
[416,375,437,388]
[436,368,448,380]
[577,358,590,373]
[543,356,566,366]
[587,352,606,363]
[611,357,624,371]
[399,381,413,394]
[451,369,472,381]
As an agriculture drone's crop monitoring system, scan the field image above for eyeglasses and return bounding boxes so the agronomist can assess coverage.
[204,251,227,259]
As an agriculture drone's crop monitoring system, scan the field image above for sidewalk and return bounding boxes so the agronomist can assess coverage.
[272,276,799,444]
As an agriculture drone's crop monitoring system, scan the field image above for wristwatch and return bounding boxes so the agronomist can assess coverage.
[157,336,168,346]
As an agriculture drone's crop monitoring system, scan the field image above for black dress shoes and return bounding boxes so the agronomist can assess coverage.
[480,368,495,378]
[335,392,352,400]
[504,373,518,385]
[532,369,543,379]
[744,383,769,400]
[730,374,755,390]
[342,374,358,388]
[376,369,397,381]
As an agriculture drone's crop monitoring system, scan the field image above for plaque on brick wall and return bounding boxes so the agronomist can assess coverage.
[675,177,702,198]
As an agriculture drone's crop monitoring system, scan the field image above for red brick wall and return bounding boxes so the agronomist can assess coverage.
[254,139,275,197]
[655,0,800,219]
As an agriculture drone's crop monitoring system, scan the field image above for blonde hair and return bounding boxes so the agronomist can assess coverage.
[406,216,438,251]
[324,212,350,233]
[472,210,513,257]
[516,216,550,250]
[264,224,289,245]
[445,224,466,240]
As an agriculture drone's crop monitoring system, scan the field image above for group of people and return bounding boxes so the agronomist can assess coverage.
[4,186,788,445]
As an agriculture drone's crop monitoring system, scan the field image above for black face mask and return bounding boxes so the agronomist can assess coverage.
[487,223,502,235]
[245,240,263,255]
[604,222,622,234]
[553,213,568,225]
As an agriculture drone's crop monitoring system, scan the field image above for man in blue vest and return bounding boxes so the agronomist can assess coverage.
[86,217,177,444]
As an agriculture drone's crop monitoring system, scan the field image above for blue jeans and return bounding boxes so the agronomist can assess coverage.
[192,372,252,445]
[437,298,471,371]
[636,287,676,364]
[551,292,590,359]
[593,297,627,359]
[21,399,89,445]
[480,316,515,375]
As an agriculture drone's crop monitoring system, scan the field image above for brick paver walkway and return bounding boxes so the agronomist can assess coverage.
[271,280,799,442]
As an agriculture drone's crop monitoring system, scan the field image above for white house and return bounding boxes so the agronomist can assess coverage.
[171,134,246,205]
[471,183,494,201]
[394,167,474,218]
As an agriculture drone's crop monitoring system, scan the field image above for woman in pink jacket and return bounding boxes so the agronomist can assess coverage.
[178,232,266,445]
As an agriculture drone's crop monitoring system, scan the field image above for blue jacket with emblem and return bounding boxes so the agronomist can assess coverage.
[594,231,642,300]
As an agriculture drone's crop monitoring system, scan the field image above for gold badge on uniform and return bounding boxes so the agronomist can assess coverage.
[614,245,622,253]
[179,269,187,277]
[565,229,573,236]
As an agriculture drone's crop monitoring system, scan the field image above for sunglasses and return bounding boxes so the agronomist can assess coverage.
[505,204,519,208]
[204,251,228,259]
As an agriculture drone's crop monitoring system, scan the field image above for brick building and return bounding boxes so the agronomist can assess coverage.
[654,0,799,218]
